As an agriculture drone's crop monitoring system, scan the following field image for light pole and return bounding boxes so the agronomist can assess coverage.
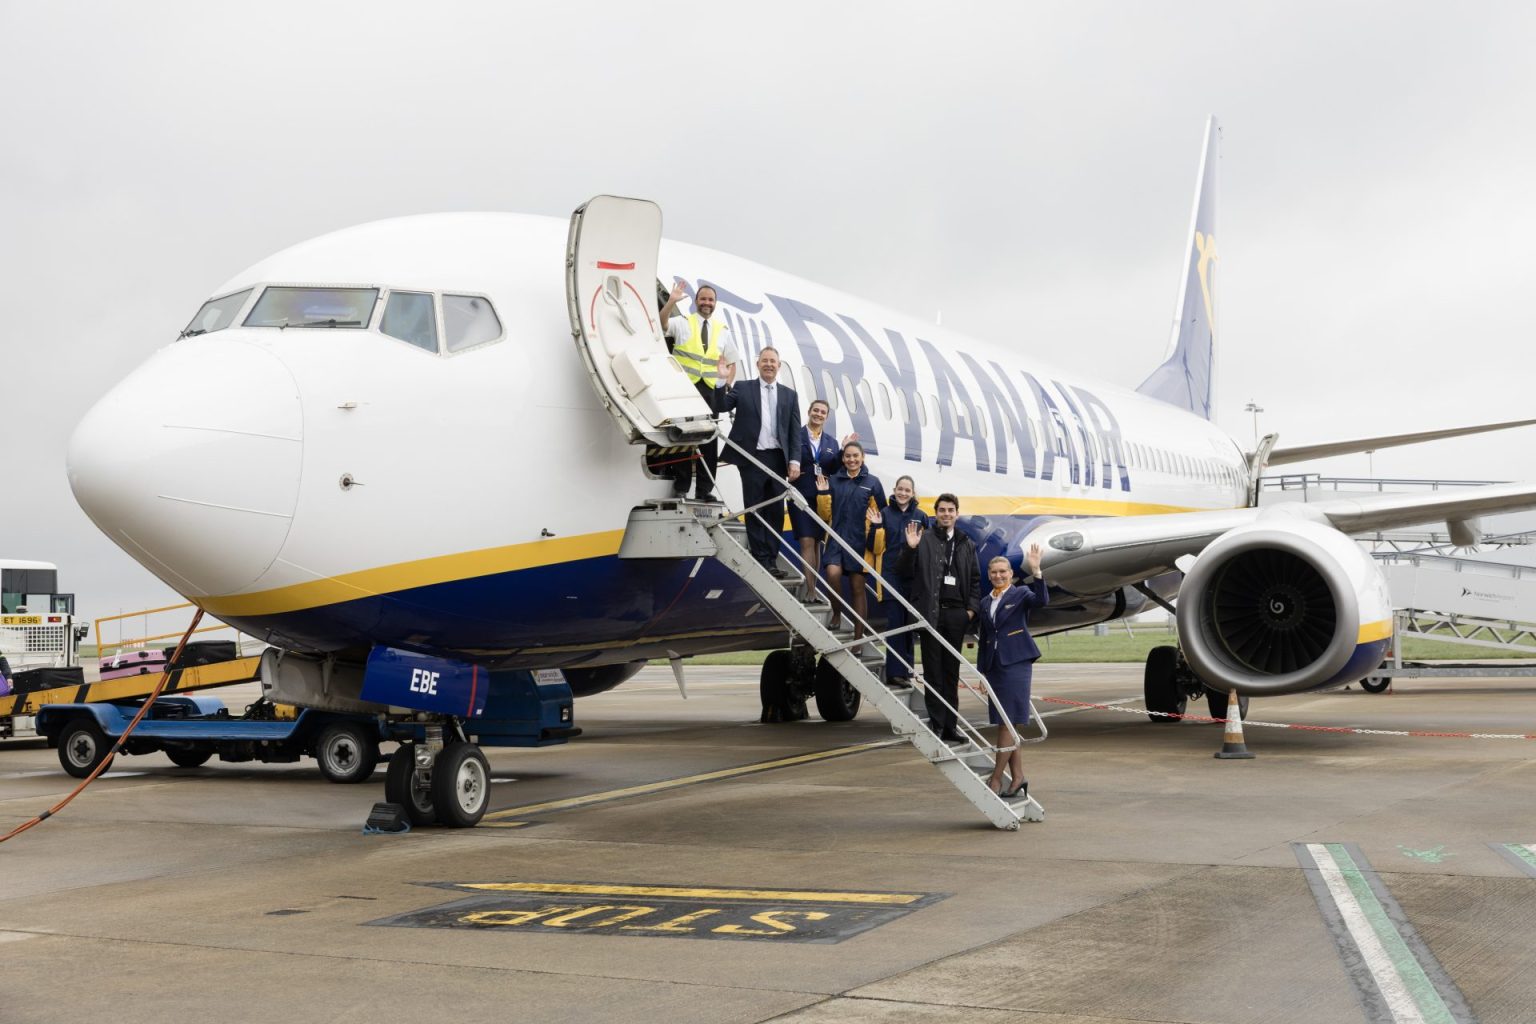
[1243,400,1264,448]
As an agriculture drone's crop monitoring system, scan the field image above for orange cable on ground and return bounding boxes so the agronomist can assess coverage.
[0,608,205,844]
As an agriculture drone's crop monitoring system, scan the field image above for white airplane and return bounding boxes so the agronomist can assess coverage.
[66,118,1536,825]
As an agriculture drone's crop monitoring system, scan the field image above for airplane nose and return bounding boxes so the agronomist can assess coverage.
[67,338,303,597]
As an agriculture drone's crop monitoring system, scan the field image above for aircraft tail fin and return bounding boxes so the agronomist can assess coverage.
[1137,116,1220,420]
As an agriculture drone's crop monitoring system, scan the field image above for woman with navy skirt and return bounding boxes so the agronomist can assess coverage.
[814,441,886,648]
[867,476,929,685]
[788,399,847,601]
[977,545,1048,798]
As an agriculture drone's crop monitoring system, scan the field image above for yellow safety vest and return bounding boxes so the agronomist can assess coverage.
[672,313,727,386]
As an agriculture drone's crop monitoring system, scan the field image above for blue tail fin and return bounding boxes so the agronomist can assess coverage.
[1137,117,1219,420]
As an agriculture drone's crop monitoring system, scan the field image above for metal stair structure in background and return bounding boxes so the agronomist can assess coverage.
[620,438,1047,831]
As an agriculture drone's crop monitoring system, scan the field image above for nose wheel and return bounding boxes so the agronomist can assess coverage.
[383,734,491,828]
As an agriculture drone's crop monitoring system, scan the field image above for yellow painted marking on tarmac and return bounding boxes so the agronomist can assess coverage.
[1357,619,1393,644]
[478,821,532,829]
[482,738,900,821]
[455,882,925,905]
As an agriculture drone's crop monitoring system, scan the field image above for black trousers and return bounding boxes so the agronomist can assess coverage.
[921,606,971,736]
[673,379,719,497]
[740,448,789,567]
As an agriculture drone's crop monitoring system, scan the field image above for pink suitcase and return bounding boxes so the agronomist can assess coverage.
[100,648,171,681]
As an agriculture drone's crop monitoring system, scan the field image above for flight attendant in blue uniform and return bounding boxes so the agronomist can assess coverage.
[789,398,848,602]
[868,475,928,685]
[814,441,886,648]
[977,545,1048,798]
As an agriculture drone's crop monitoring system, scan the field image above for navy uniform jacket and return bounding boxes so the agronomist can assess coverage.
[792,429,842,503]
[977,578,1050,675]
[717,378,799,461]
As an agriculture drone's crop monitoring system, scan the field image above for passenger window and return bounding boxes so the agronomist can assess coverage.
[877,382,891,420]
[182,288,252,337]
[914,390,927,427]
[380,291,438,352]
[821,371,838,410]
[801,366,816,400]
[841,374,857,410]
[976,408,987,440]
[856,379,873,416]
[443,294,501,352]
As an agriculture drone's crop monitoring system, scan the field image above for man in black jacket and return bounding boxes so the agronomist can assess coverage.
[897,493,981,741]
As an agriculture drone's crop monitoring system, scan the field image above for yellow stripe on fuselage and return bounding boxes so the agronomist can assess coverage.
[1356,619,1393,644]
[199,494,1224,618]
[199,530,625,618]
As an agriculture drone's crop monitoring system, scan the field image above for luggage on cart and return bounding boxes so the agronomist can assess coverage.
[175,640,239,667]
[100,648,170,681]
[12,666,86,693]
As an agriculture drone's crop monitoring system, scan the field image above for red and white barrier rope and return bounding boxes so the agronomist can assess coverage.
[1033,695,1536,741]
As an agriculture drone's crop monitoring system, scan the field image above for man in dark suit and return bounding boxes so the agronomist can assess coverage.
[716,346,801,575]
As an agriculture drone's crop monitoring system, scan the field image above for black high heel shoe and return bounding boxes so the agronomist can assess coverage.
[1002,779,1028,800]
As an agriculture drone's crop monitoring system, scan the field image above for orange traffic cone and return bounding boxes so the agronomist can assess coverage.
[1214,690,1255,759]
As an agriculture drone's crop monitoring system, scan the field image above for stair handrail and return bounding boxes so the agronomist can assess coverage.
[708,433,1046,752]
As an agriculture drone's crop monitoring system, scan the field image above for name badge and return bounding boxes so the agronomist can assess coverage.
[943,575,957,586]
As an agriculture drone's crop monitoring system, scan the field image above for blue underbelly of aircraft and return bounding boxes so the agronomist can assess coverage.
[222,517,1165,670]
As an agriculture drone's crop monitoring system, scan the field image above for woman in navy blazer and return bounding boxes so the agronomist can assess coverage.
[977,545,1048,798]
[789,399,850,601]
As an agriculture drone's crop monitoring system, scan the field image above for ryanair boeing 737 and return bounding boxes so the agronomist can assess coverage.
[65,118,1536,828]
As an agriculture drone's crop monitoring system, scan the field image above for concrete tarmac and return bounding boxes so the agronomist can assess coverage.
[2,664,1535,1023]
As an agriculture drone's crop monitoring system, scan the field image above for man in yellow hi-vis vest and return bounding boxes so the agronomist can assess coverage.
[660,281,737,501]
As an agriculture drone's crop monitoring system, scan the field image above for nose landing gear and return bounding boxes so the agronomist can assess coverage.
[382,723,491,828]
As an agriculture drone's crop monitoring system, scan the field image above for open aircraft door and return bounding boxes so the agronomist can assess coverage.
[565,195,716,447]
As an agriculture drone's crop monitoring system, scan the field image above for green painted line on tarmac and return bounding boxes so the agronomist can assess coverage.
[1327,843,1457,1024]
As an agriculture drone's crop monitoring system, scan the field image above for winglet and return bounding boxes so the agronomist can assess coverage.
[1138,117,1220,420]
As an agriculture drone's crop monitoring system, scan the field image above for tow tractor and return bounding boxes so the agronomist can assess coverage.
[1,559,91,736]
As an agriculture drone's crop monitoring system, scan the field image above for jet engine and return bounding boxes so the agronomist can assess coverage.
[1176,517,1393,696]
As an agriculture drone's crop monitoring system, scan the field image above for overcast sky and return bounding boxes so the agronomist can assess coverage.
[4,1,1534,621]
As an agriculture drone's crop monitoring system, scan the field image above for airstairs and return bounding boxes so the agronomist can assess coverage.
[568,193,1046,829]
[619,438,1047,830]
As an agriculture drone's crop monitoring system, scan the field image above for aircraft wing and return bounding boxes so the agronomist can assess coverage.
[1265,417,1536,466]
[1031,483,1536,594]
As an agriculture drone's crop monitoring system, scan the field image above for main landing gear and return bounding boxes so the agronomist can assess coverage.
[760,645,861,723]
[1143,645,1249,723]
[383,722,490,828]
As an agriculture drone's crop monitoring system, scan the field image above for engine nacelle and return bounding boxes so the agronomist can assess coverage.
[1176,516,1392,696]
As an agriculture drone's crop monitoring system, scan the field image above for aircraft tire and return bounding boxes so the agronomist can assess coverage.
[431,742,490,828]
[1361,677,1390,694]
[165,748,213,768]
[58,719,114,779]
[813,657,862,722]
[1144,646,1186,724]
[1203,688,1250,722]
[315,722,380,784]
[384,742,436,826]
[759,649,795,723]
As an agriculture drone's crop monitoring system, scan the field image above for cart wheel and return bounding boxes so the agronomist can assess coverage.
[432,742,491,828]
[315,722,380,784]
[384,742,435,826]
[58,720,114,779]
[166,748,213,768]
[1361,676,1390,694]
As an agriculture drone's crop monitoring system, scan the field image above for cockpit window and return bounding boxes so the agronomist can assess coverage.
[244,286,379,329]
[380,291,438,352]
[182,289,252,338]
[443,294,502,352]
